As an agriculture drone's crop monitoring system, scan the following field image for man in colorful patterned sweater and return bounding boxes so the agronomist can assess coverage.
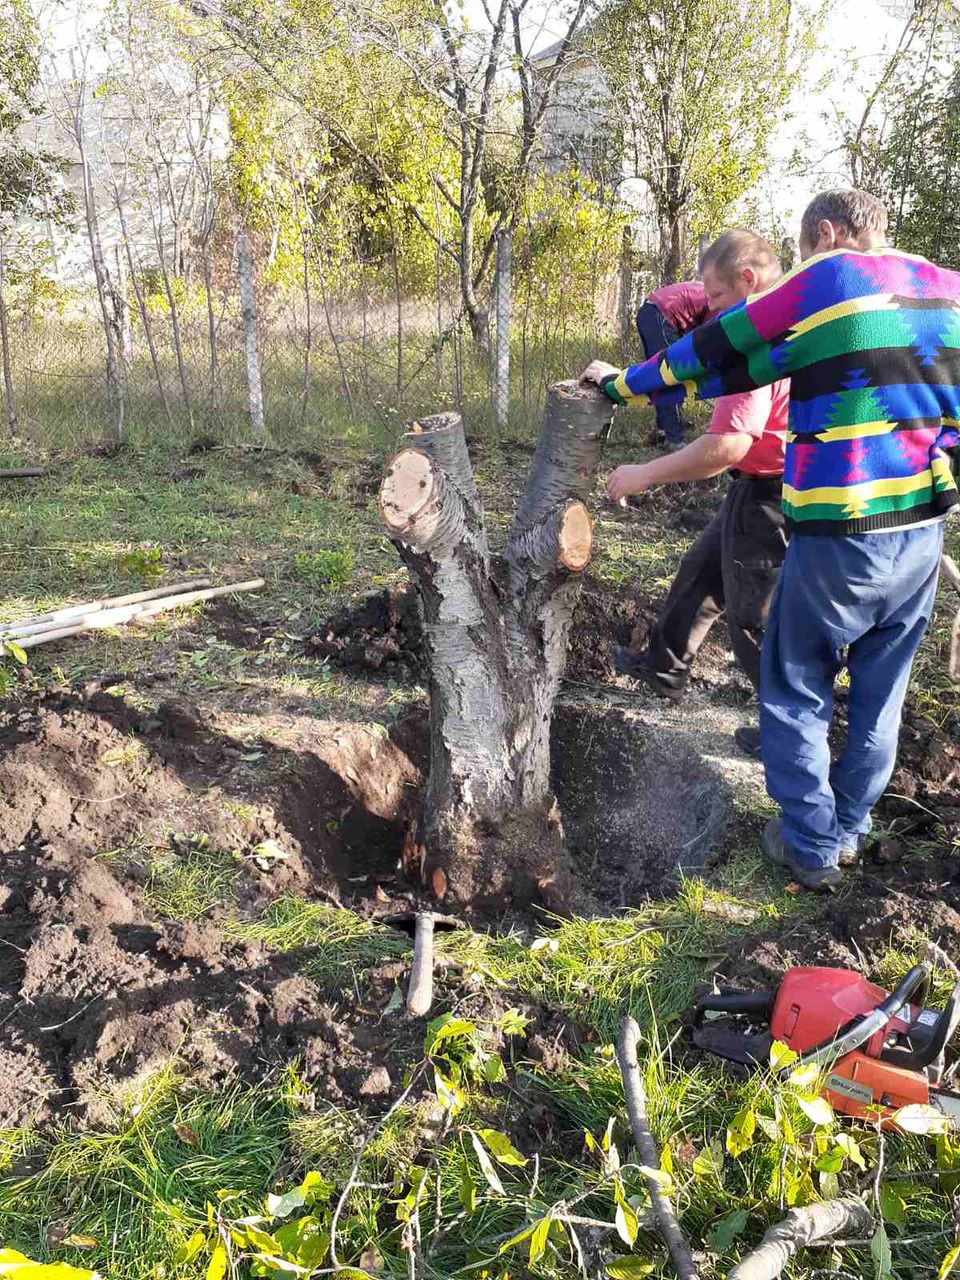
[582,189,960,891]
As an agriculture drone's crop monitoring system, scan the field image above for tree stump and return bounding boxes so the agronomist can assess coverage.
[379,381,615,910]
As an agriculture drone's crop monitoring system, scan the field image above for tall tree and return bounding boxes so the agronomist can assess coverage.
[841,3,960,269]
[595,0,805,281]
[188,0,592,348]
[0,0,72,437]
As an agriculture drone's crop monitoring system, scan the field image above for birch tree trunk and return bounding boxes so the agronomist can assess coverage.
[80,156,124,442]
[493,229,511,430]
[236,226,265,443]
[379,382,615,909]
[0,243,18,439]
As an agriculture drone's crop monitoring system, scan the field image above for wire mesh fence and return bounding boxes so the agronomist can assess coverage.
[3,256,636,453]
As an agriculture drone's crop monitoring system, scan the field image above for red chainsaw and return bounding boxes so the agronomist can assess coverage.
[692,963,960,1127]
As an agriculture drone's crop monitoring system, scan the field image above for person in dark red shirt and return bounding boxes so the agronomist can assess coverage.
[611,232,788,752]
[635,281,711,448]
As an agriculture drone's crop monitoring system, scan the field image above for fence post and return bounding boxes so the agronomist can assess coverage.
[618,225,635,358]
[493,228,512,430]
[237,226,266,443]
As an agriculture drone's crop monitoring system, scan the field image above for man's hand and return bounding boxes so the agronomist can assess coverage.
[580,360,620,387]
[606,464,654,506]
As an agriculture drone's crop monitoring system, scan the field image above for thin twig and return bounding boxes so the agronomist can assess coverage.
[329,1061,429,1271]
[39,993,103,1032]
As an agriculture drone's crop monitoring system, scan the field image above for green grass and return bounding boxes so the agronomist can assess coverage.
[0,372,958,1279]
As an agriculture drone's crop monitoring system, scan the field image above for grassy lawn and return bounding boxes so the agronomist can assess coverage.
[0,399,959,1280]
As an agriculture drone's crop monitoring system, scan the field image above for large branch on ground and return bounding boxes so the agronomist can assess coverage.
[616,1016,700,1280]
[727,1199,874,1280]
[378,384,614,908]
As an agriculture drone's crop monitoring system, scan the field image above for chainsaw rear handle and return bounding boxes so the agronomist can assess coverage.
[792,964,931,1072]
[693,990,775,1026]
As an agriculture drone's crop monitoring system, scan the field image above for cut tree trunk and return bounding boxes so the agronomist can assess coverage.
[379,382,615,909]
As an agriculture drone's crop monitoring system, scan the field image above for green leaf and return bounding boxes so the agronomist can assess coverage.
[528,1217,551,1264]
[756,1113,779,1141]
[498,1224,535,1254]
[939,1244,960,1279]
[459,1158,476,1214]
[244,1227,282,1254]
[205,1244,228,1280]
[637,1165,674,1193]
[614,1182,639,1247]
[433,1066,466,1114]
[879,1185,908,1231]
[819,1170,840,1200]
[796,1093,835,1127]
[726,1107,756,1157]
[175,1231,207,1266]
[770,1040,799,1070]
[251,1257,312,1275]
[815,1149,845,1174]
[0,1251,99,1280]
[483,1053,506,1083]
[498,1007,529,1036]
[871,1223,893,1280]
[5,641,27,665]
[787,1062,820,1089]
[265,1172,332,1220]
[692,1140,724,1182]
[470,1132,505,1195]
[475,1129,527,1167]
[425,1015,476,1054]
[272,1216,329,1269]
[708,1208,749,1252]
[605,1259,655,1278]
[834,1134,866,1171]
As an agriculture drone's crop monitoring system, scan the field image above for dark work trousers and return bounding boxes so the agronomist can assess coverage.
[635,301,685,446]
[644,474,787,690]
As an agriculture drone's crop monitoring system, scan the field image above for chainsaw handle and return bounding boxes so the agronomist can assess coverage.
[877,965,930,1020]
[693,990,775,1026]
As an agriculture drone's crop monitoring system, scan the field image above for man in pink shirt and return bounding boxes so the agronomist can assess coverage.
[636,280,711,448]
[611,232,788,749]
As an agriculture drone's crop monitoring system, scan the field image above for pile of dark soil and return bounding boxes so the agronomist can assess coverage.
[718,853,960,991]
[309,577,658,683]
[0,692,430,1129]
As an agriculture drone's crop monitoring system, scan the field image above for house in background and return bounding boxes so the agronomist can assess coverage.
[529,33,660,262]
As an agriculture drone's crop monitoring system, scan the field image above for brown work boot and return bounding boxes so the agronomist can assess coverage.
[762,817,843,892]
[611,646,685,702]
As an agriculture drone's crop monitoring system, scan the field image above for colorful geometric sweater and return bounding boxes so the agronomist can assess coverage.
[602,249,960,535]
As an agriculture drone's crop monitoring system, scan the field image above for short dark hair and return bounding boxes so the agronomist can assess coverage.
[700,229,778,283]
[800,189,889,248]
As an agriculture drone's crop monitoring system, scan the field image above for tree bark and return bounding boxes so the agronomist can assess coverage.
[115,193,174,428]
[493,229,512,429]
[0,243,19,439]
[236,226,266,443]
[379,382,614,908]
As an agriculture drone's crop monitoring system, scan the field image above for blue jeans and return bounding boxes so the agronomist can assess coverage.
[759,524,944,869]
[635,301,684,445]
